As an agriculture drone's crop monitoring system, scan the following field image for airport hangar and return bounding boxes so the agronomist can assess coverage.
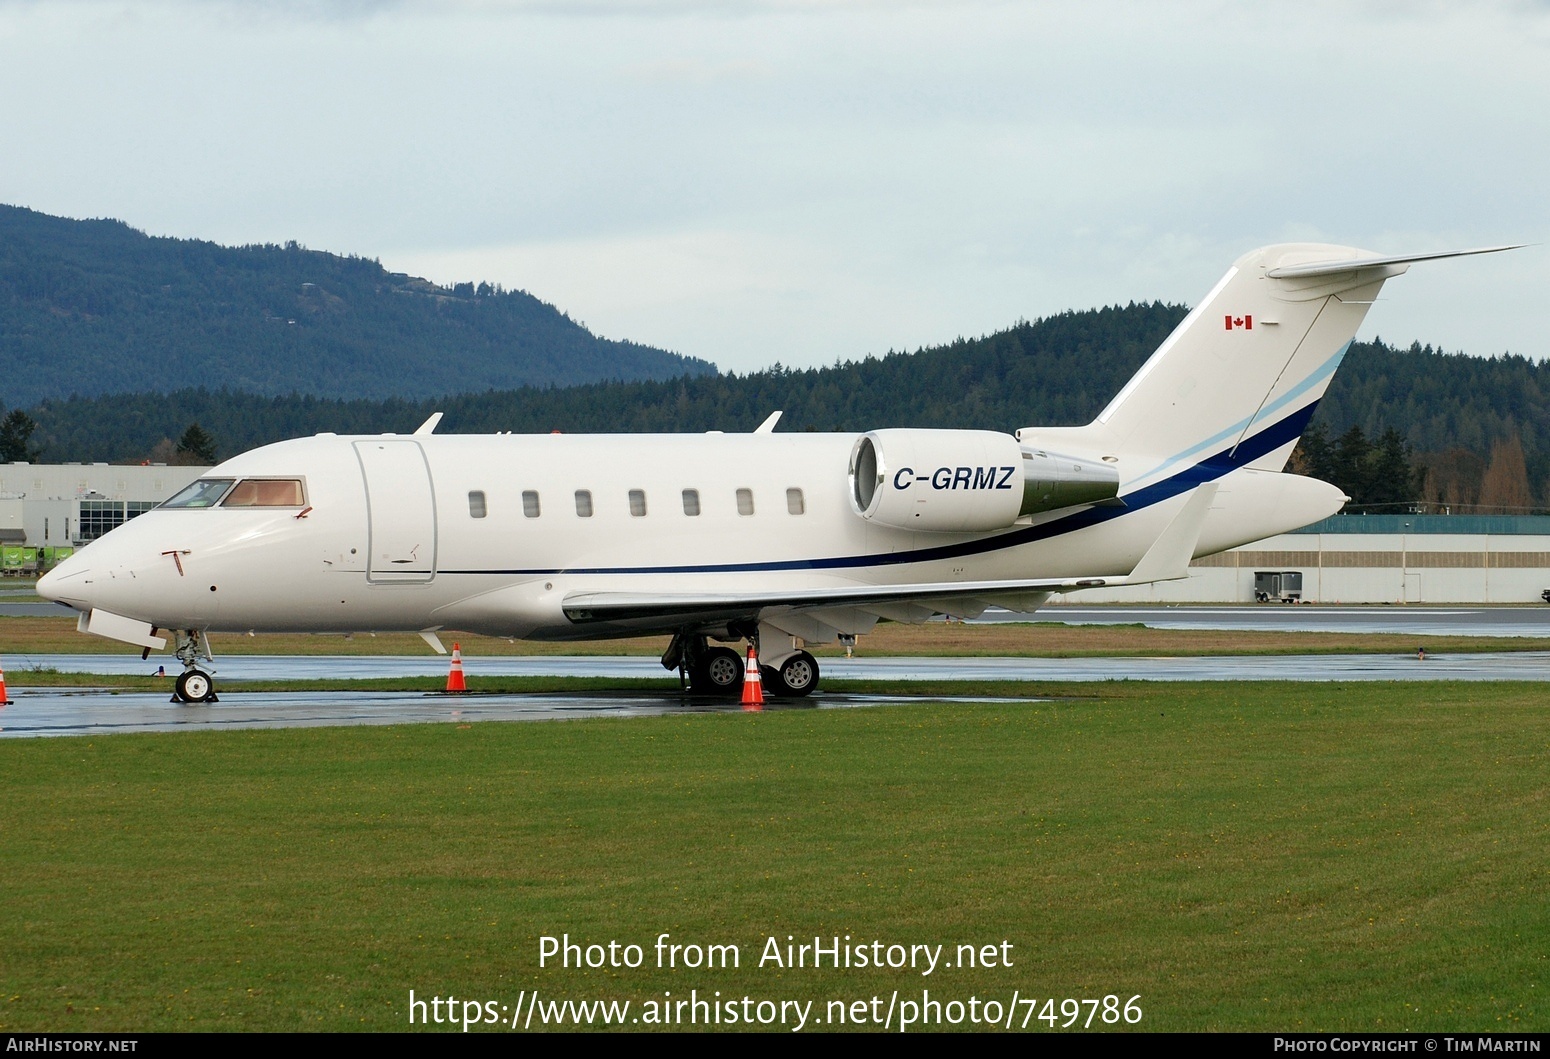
[1061,514,1550,606]
[2,462,1546,603]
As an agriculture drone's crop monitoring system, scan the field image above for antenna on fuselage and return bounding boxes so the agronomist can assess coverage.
[414,412,444,436]
[754,410,783,434]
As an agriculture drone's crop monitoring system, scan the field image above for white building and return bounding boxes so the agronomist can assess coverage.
[1061,514,1550,605]
[0,463,210,551]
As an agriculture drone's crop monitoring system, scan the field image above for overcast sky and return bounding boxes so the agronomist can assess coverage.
[2,0,1546,374]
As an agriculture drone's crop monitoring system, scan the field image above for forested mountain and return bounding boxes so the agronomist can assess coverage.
[0,204,712,406]
[16,302,1186,457]
[9,291,1548,512]
[1309,340,1550,511]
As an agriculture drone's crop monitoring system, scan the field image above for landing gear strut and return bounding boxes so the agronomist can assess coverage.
[170,629,218,703]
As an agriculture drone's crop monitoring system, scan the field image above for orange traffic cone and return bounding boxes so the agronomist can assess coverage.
[446,643,468,693]
[740,646,764,711]
[0,659,9,705]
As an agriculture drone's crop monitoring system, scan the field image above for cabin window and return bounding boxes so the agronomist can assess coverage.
[575,490,593,517]
[682,489,701,516]
[629,489,647,517]
[161,478,235,509]
[522,490,541,518]
[468,491,487,518]
[736,488,754,516]
[786,487,805,515]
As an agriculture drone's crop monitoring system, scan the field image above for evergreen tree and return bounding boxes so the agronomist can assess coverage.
[1291,422,1333,479]
[1330,427,1372,505]
[1364,428,1422,510]
[0,409,41,462]
[176,423,217,464]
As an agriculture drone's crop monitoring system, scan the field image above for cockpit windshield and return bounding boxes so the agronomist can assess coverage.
[222,479,305,507]
[159,478,306,509]
[161,479,236,509]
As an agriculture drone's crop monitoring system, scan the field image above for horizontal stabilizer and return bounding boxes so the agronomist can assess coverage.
[1265,245,1523,280]
[1127,483,1218,584]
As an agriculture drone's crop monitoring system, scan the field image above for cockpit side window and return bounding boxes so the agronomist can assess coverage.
[222,479,306,507]
[161,479,236,509]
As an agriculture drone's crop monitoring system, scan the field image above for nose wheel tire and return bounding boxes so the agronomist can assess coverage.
[174,669,218,703]
[770,651,819,698]
[691,647,745,696]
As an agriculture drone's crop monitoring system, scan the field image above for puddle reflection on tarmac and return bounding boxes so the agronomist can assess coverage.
[0,687,1041,739]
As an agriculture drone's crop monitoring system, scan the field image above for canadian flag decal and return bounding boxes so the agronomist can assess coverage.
[1225,315,1253,330]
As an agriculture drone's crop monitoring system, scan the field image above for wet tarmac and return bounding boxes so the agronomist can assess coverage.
[0,602,62,617]
[0,687,1038,739]
[1,650,1546,739]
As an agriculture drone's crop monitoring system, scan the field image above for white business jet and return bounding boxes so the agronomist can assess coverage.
[38,243,1514,702]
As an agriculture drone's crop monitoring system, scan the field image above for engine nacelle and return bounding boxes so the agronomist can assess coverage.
[848,429,1120,532]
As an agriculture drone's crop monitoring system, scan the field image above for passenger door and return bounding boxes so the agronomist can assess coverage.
[354,440,437,583]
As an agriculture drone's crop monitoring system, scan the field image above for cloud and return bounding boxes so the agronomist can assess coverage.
[2,0,1546,369]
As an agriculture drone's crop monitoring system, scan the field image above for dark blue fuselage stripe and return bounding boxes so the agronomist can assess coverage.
[441,402,1319,578]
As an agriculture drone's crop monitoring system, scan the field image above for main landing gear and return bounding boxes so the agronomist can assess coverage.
[170,629,218,703]
[662,632,820,699]
[765,651,819,698]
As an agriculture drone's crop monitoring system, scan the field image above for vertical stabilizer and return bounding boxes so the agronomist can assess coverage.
[1088,243,1401,489]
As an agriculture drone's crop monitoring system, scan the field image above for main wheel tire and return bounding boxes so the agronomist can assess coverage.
[175,669,215,703]
[771,651,819,697]
[692,647,745,696]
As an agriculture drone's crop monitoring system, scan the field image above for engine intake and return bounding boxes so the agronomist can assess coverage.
[849,429,1119,532]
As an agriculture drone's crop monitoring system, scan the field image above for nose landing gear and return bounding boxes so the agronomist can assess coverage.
[170,629,218,703]
[174,669,216,703]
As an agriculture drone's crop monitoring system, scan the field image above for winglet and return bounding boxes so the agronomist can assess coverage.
[1126,483,1218,583]
[414,412,444,436]
[754,411,783,434]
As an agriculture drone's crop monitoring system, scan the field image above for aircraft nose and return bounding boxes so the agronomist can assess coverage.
[36,553,93,609]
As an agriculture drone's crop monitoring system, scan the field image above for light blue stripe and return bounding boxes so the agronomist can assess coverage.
[1132,341,1350,487]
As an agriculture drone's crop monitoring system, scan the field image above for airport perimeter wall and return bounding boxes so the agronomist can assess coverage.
[1062,515,1550,605]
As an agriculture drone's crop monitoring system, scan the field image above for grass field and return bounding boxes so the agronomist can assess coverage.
[1,681,1544,1033]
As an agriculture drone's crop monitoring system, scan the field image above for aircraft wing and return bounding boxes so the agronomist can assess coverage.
[560,574,1112,626]
[562,484,1218,629]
